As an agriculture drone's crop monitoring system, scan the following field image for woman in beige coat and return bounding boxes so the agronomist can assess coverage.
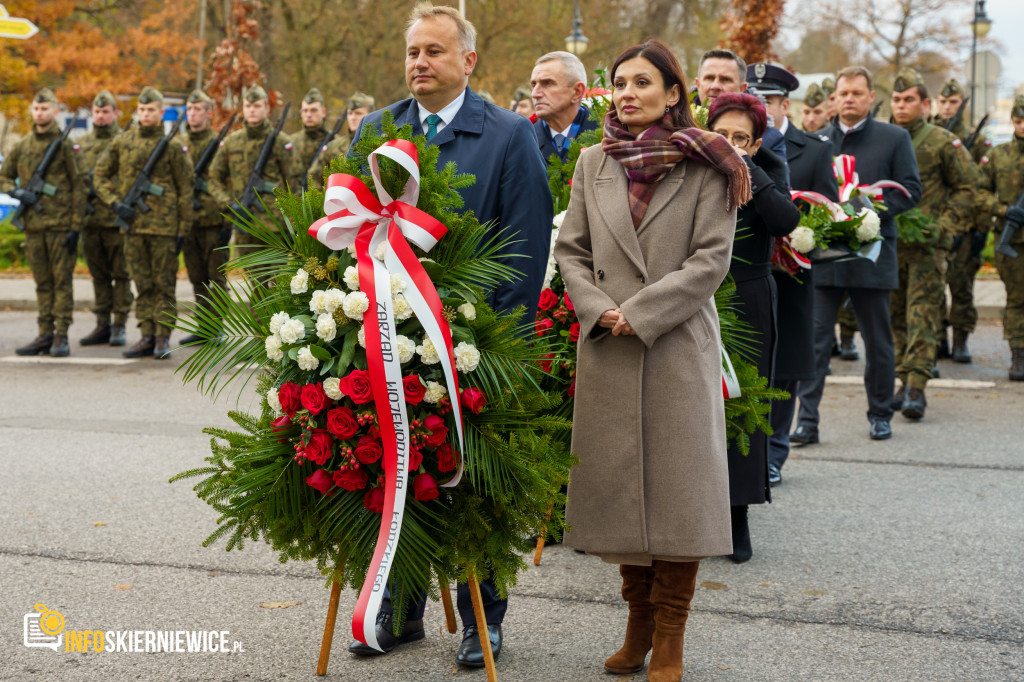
[554,40,749,682]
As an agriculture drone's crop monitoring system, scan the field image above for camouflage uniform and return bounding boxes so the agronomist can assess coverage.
[0,89,83,349]
[77,91,133,337]
[94,87,194,345]
[309,91,373,190]
[291,87,330,190]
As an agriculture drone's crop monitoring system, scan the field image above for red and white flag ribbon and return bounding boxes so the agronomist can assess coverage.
[722,346,741,399]
[309,139,465,651]
[834,154,911,203]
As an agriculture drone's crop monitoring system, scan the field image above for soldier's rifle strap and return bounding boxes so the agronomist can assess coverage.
[911,123,936,152]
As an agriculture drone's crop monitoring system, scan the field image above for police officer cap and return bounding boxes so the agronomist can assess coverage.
[303,88,325,105]
[187,89,212,104]
[348,91,374,111]
[34,88,58,104]
[1012,95,1024,120]
[821,77,836,95]
[892,68,924,94]
[745,63,799,97]
[138,86,163,104]
[244,85,268,103]
[93,90,117,109]
[940,79,964,98]
[804,83,827,108]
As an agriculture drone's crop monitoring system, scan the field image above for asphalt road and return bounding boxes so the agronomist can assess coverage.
[1,310,1021,681]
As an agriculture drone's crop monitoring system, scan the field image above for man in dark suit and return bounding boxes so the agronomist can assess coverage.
[792,66,922,442]
[530,51,598,163]
[346,3,553,668]
[746,64,840,485]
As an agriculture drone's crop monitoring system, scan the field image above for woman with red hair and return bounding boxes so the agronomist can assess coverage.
[707,92,801,563]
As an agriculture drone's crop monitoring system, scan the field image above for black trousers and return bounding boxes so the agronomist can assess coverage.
[381,577,507,627]
[797,286,895,426]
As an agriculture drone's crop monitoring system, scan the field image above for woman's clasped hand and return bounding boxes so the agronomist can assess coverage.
[598,308,635,335]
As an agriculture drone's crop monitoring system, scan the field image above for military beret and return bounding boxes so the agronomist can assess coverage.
[940,79,964,98]
[92,90,116,108]
[892,68,924,94]
[138,86,163,104]
[244,84,268,103]
[347,91,375,111]
[804,83,827,108]
[745,63,799,97]
[187,89,212,104]
[33,88,58,104]
[821,77,836,95]
[1012,95,1024,120]
[303,88,325,105]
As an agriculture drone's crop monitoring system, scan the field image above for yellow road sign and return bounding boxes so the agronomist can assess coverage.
[0,4,39,39]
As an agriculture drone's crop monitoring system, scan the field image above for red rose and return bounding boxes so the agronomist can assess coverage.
[339,369,374,404]
[403,375,426,406]
[278,382,302,417]
[568,378,576,398]
[538,288,559,311]
[564,292,574,311]
[413,473,439,502]
[363,486,385,513]
[333,467,368,491]
[436,443,460,472]
[270,414,292,443]
[535,318,554,337]
[540,353,555,373]
[460,387,487,414]
[306,469,334,496]
[408,445,423,472]
[569,322,581,342]
[301,383,330,414]
[326,407,359,440]
[305,429,334,466]
[355,435,383,465]
[423,414,448,447]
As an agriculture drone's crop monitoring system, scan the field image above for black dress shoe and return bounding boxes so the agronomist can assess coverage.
[869,418,892,440]
[727,505,752,563]
[790,425,819,445]
[901,388,926,420]
[768,463,781,487]
[348,613,424,656]
[456,624,502,668]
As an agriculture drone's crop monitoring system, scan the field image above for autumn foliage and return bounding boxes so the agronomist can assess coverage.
[718,0,786,64]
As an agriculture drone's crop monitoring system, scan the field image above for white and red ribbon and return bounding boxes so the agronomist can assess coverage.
[834,154,911,203]
[308,139,465,651]
[722,346,741,399]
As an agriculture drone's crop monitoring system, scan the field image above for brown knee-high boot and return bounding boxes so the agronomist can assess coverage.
[604,563,656,674]
[647,560,700,682]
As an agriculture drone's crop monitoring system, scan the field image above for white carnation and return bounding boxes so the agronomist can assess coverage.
[343,291,370,318]
[279,317,306,344]
[390,273,407,296]
[454,341,481,372]
[323,288,346,313]
[269,311,290,335]
[265,334,284,362]
[316,313,337,342]
[856,208,881,242]
[789,226,817,254]
[290,268,309,294]
[417,337,441,365]
[396,335,416,363]
[552,210,567,228]
[308,289,327,315]
[542,259,558,291]
[266,386,283,414]
[458,303,476,321]
[323,377,343,400]
[297,345,319,371]
[347,243,358,258]
[373,241,387,261]
[423,380,448,404]
[393,294,414,321]
[357,325,366,348]
[343,266,360,291]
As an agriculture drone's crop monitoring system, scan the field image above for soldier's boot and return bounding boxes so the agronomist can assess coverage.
[154,336,172,360]
[891,384,907,411]
[109,324,127,347]
[830,336,840,357]
[49,335,70,357]
[80,322,111,346]
[839,334,859,361]
[937,335,952,359]
[901,387,927,420]
[952,330,972,364]
[15,334,54,356]
[123,334,155,358]
[930,365,941,379]
[1010,348,1024,382]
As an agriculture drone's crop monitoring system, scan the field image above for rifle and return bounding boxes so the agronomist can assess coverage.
[302,115,346,191]
[995,188,1024,259]
[964,113,990,152]
[191,112,237,210]
[114,110,185,233]
[238,102,291,213]
[943,97,969,133]
[871,100,885,118]
[11,117,79,231]
[86,119,134,216]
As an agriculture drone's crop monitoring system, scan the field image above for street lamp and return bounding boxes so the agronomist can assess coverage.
[564,0,588,56]
[970,0,992,125]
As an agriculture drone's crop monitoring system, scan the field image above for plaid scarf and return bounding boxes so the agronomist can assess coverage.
[602,108,752,229]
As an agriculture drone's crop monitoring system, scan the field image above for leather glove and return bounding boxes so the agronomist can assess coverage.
[64,230,80,256]
[11,188,39,205]
[112,201,135,221]
[217,226,232,247]
[1006,206,1024,224]
[175,235,186,256]
[969,229,988,259]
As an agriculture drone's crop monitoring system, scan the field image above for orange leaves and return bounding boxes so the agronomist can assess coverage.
[718,0,786,64]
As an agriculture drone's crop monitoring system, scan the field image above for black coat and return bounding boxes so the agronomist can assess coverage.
[814,117,922,290]
[772,122,841,381]
[533,106,598,163]
[727,146,801,506]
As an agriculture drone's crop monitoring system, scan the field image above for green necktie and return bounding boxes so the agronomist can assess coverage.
[425,113,442,140]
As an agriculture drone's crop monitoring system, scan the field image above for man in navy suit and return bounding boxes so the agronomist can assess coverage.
[346,3,553,668]
[530,51,598,163]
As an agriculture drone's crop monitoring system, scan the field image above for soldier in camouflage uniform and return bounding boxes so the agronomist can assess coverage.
[291,87,330,190]
[176,89,231,345]
[977,95,1024,381]
[821,77,837,121]
[889,69,978,418]
[308,92,374,190]
[800,83,830,134]
[95,87,194,360]
[1,88,83,357]
[76,90,133,347]
[208,85,294,248]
